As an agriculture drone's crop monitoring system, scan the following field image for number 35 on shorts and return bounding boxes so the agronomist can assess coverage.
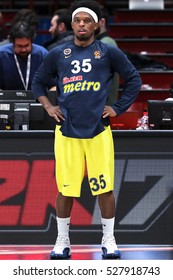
[89,174,107,193]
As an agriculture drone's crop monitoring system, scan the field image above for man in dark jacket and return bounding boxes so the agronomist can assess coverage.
[0,21,55,90]
[44,9,74,51]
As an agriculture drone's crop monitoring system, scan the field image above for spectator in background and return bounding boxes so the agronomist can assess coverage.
[44,9,74,51]
[12,8,39,30]
[95,5,118,50]
[0,9,39,46]
[0,21,55,90]
[95,5,119,104]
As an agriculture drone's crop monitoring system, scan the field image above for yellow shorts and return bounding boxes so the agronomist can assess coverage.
[54,125,114,197]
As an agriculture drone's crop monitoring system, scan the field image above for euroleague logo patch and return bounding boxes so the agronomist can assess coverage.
[94,50,101,59]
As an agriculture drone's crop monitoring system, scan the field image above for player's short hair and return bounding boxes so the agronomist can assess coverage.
[70,0,101,21]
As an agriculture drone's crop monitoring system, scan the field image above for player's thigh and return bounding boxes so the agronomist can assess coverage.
[54,126,85,196]
[85,126,114,195]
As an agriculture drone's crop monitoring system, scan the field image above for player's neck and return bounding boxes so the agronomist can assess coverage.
[74,37,94,47]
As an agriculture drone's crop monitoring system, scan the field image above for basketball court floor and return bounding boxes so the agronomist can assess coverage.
[0,244,172,260]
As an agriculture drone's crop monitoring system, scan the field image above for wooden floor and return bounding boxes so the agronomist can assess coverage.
[0,245,173,260]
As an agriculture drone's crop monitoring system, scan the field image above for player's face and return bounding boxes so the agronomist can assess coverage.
[71,12,98,45]
[13,38,32,58]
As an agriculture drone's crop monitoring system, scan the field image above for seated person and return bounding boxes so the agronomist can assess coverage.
[0,21,55,90]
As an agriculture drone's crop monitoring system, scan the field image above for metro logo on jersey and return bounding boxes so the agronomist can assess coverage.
[63,80,101,93]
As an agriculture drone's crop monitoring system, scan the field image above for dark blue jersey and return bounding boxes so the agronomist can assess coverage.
[32,40,142,138]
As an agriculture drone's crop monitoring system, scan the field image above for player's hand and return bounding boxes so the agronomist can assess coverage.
[102,105,117,118]
[46,105,65,122]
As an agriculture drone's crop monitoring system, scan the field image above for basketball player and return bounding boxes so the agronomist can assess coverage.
[32,0,142,259]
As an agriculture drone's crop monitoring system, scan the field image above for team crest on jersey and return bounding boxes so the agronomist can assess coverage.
[64,48,72,57]
[94,50,101,59]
